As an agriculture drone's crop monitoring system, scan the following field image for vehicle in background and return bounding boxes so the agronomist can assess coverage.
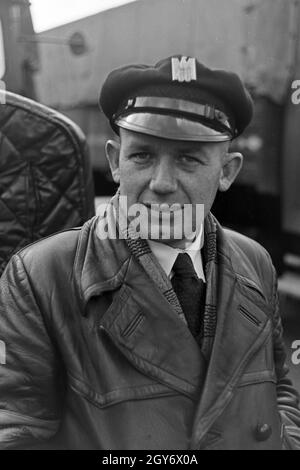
[0,0,38,99]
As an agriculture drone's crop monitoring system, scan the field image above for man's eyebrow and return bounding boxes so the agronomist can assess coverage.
[124,143,153,152]
[176,145,209,155]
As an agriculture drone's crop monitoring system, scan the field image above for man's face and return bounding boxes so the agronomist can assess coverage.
[106,128,242,244]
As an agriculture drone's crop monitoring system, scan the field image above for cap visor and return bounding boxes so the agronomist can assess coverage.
[116,113,232,142]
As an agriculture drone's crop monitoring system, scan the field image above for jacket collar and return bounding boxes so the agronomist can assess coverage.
[75,215,268,304]
[74,216,131,309]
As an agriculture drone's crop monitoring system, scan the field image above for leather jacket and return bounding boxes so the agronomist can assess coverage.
[0,216,300,450]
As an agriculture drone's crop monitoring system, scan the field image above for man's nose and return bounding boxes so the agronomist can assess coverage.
[149,158,177,194]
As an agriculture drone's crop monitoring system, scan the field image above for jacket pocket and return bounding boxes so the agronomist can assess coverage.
[68,372,181,410]
[238,369,276,387]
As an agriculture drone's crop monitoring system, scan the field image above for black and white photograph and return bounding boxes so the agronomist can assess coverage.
[0,0,300,453]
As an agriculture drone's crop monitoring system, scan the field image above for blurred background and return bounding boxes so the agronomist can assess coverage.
[0,0,300,387]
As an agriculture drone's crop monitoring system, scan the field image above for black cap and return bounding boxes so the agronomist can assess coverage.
[99,55,254,142]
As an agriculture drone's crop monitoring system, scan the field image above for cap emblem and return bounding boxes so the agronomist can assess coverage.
[171,56,196,83]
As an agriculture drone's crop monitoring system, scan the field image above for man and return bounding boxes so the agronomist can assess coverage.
[0,55,300,450]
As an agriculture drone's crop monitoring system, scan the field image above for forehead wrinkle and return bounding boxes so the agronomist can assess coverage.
[120,132,171,156]
[122,142,154,153]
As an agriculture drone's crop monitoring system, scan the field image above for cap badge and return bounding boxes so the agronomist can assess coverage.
[171,57,197,83]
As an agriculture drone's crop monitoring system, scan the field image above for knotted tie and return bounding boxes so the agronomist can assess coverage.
[171,253,206,341]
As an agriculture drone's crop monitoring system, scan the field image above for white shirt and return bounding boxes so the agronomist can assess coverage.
[148,226,206,282]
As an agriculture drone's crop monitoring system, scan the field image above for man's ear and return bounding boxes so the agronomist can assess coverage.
[219,152,243,192]
[105,140,121,184]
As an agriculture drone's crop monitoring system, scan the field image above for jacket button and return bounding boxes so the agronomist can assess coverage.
[254,423,272,441]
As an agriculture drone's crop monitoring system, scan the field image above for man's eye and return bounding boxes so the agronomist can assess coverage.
[130,153,151,163]
[178,155,199,165]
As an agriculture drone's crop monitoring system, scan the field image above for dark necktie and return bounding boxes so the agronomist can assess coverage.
[171,252,206,340]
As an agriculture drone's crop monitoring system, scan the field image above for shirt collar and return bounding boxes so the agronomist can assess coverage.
[148,225,205,280]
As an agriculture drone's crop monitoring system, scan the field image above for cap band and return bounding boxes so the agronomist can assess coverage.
[125,97,232,128]
[114,96,234,142]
